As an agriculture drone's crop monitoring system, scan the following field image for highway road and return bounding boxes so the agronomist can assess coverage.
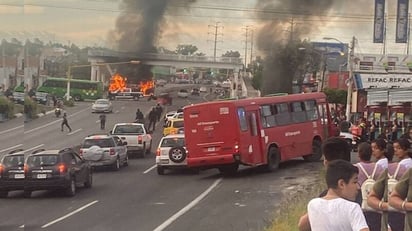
[0,86,327,231]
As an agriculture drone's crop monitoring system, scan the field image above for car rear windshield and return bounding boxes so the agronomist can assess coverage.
[173,121,184,128]
[3,155,25,167]
[96,100,109,104]
[26,155,59,167]
[82,138,115,148]
[113,125,144,134]
[161,138,185,147]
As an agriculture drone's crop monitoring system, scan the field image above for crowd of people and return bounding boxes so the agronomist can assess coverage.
[298,133,412,231]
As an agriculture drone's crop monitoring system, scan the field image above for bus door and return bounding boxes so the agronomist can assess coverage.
[243,110,264,165]
[317,103,329,139]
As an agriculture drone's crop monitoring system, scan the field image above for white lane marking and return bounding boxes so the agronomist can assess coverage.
[41,200,99,228]
[143,164,157,174]
[68,128,82,135]
[25,144,45,153]
[95,120,100,123]
[0,144,23,153]
[19,224,24,228]
[24,107,90,134]
[153,178,223,231]
[0,125,24,135]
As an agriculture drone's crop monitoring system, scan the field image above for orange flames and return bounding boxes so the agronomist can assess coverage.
[139,80,155,96]
[109,73,127,92]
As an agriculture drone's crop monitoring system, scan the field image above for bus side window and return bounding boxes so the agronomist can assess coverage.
[304,100,318,120]
[261,105,276,128]
[237,108,248,131]
[291,101,306,123]
[275,103,291,125]
[318,104,327,125]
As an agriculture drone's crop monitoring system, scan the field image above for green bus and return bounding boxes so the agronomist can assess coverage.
[37,77,104,101]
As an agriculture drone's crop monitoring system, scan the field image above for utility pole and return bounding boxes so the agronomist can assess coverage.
[345,36,356,122]
[207,22,223,61]
[243,26,252,69]
[250,29,254,68]
[289,18,294,42]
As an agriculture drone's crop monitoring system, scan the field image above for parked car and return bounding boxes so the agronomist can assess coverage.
[0,149,26,197]
[24,148,92,197]
[156,79,167,87]
[110,123,152,157]
[163,118,184,136]
[199,86,208,93]
[177,89,189,98]
[191,88,200,96]
[156,134,188,175]
[79,134,128,170]
[157,92,172,105]
[92,99,113,113]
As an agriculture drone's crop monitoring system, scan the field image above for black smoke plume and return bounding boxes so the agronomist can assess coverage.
[255,0,336,94]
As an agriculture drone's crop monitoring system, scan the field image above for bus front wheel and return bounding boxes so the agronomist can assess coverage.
[73,94,82,101]
[265,147,280,172]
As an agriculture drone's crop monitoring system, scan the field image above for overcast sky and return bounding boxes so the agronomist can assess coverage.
[0,0,410,57]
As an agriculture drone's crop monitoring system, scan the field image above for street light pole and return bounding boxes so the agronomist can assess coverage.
[345,36,356,122]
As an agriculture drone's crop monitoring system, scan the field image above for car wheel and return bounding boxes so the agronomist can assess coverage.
[264,147,281,172]
[112,157,120,171]
[157,166,165,175]
[303,140,322,162]
[123,155,129,167]
[168,147,186,163]
[84,172,93,188]
[0,191,8,198]
[23,190,31,198]
[65,178,76,197]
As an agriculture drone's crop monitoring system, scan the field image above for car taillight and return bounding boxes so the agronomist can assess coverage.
[58,163,66,174]
[137,135,142,144]
[156,148,160,156]
[0,164,3,176]
[109,148,115,155]
[24,164,28,174]
[79,149,83,156]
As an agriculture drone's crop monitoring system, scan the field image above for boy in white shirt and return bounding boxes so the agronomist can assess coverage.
[307,160,369,231]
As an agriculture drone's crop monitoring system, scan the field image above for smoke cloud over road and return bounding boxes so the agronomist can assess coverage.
[255,0,336,94]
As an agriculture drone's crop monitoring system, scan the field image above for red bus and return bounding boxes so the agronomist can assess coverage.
[183,92,339,174]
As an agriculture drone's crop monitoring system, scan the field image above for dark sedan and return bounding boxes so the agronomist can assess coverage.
[0,149,26,197]
[24,148,92,197]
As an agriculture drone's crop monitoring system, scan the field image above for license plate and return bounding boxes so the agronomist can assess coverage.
[14,174,25,179]
[37,174,47,179]
[207,147,215,152]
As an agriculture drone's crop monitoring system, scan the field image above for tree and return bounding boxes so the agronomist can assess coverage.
[323,88,347,105]
[175,44,198,55]
[222,50,241,58]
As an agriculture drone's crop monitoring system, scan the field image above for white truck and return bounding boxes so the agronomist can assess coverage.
[108,88,144,101]
[110,123,152,157]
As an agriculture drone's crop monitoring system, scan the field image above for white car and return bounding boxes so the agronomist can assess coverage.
[110,123,152,157]
[155,134,188,175]
[164,111,177,123]
[199,86,208,93]
[177,89,189,98]
[92,99,113,113]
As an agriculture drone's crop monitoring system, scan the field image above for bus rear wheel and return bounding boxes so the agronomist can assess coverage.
[303,140,322,162]
[265,147,280,172]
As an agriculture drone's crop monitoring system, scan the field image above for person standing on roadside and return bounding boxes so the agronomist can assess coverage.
[135,108,144,123]
[61,113,72,132]
[389,168,412,231]
[148,107,157,132]
[99,114,106,130]
[155,103,163,122]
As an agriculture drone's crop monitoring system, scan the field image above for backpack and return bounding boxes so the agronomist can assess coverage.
[388,164,401,212]
[357,163,378,211]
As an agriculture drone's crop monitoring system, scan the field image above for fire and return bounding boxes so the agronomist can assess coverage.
[109,73,127,92]
[139,80,155,96]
